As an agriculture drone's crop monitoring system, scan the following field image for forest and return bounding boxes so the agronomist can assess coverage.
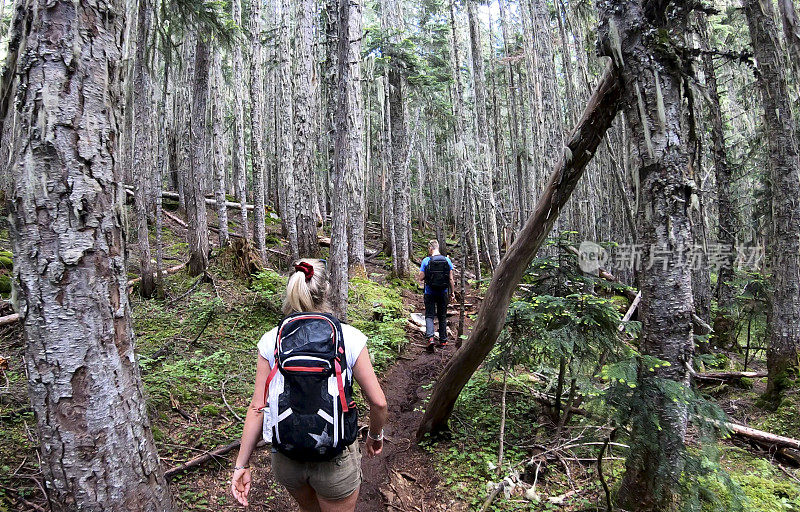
[0,0,799,510]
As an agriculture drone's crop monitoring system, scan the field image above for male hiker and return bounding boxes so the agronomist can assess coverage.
[418,240,455,352]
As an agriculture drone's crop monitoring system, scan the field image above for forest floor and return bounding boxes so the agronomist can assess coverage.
[1,204,800,511]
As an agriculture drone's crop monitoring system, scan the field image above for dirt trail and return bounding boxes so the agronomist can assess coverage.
[357,289,468,511]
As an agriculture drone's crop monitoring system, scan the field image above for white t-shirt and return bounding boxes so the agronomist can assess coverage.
[257,322,368,381]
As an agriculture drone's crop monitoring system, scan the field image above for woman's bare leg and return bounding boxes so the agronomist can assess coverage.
[317,488,359,512]
[287,484,322,512]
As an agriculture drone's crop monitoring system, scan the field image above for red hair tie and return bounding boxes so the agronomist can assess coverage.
[295,262,314,281]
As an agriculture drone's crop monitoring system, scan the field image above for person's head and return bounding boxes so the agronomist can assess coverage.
[428,239,440,257]
[283,259,330,315]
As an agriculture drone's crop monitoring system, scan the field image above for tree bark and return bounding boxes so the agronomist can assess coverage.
[232,0,249,240]
[250,0,267,261]
[699,13,737,348]
[294,0,319,258]
[329,0,363,319]
[745,0,800,405]
[598,3,696,509]
[7,0,173,508]
[467,0,501,269]
[417,66,622,439]
[186,36,211,276]
[133,0,155,298]
[344,0,365,275]
[278,0,299,259]
[211,48,230,248]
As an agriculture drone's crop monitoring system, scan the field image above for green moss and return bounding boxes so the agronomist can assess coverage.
[0,274,10,294]
[0,251,12,269]
[754,392,800,439]
[705,447,800,512]
[347,276,408,371]
[200,405,221,416]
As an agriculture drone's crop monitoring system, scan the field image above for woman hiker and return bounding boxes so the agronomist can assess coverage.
[231,258,388,511]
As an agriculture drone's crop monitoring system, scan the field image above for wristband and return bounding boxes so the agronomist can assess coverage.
[367,429,384,442]
[234,465,250,470]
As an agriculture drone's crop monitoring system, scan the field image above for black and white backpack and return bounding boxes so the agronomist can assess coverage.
[261,312,359,461]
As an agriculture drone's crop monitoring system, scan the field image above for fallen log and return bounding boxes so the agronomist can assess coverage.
[724,421,800,452]
[318,236,331,247]
[163,209,187,228]
[0,313,20,327]
[163,439,267,479]
[694,371,767,382]
[127,262,187,289]
[124,186,255,211]
[408,312,454,339]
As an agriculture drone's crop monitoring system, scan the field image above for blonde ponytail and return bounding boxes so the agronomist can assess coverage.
[282,259,330,315]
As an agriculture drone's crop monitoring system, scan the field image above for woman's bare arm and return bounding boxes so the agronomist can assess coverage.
[231,355,270,507]
[352,347,388,455]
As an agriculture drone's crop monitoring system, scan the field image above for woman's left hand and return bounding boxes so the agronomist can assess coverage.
[231,467,252,507]
[365,436,383,456]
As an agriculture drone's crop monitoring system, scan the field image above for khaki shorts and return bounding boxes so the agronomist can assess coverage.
[271,443,362,501]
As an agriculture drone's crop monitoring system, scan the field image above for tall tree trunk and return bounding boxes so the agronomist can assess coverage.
[278,0,299,259]
[383,0,410,277]
[7,0,173,508]
[699,14,737,348]
[745,0,800,405]
[330,0,364,318]
[293,0,319,258]
[778,0,800,79]
[449,0,481,280]
[417,66,622,439]
[344,0,365,273]
[498,0,527,230]
[212,48,230,248]
[186,36,211,276]
[133,0,154,297]
[232,0,249,240]
[598,2,695,509]
[467,0,501,269]
[250,0,267,261]
[154,38,170,297]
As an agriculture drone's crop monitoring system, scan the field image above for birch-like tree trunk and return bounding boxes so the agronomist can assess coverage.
[212,48,230,248]
[186,36,211,275]
[598,2,695,509]
[250,0,267,261]
[294,0,319,258]
[232,0,249,240]
[8,0,173,508]
[745,0,800,405]
[343,0,365,273]
[329,0,364,318]
[277,0,299,259]
[133,0,154,297]
[467,0,501,269]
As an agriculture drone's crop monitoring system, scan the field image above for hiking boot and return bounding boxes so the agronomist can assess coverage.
[426,337,436,353]
[436,339,448,348]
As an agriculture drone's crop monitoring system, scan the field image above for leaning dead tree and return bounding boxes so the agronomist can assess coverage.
[417,64,623,438]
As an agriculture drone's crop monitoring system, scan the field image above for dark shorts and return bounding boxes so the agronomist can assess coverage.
[271,442,362,501]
